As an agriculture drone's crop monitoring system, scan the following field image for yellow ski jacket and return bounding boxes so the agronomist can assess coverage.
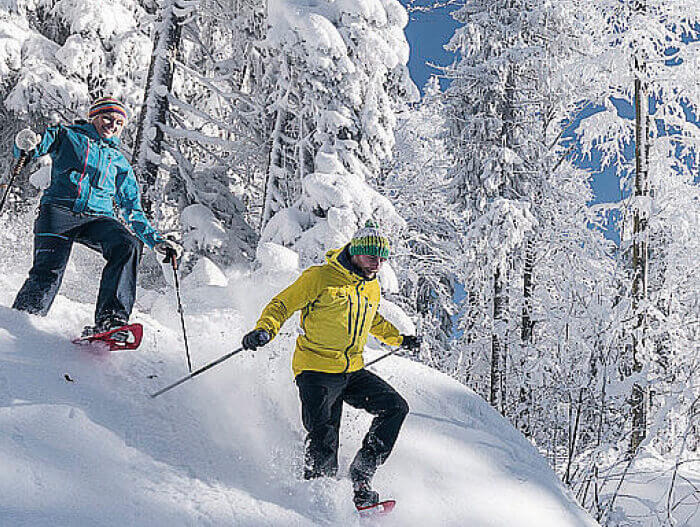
[254,246,403,377]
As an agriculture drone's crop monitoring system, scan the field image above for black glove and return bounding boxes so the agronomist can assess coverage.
[242,329,270,351]
[155,239,184,261]
[400,335,421,351]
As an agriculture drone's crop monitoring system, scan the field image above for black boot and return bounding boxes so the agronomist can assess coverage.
[82,315,128,339]
[352,479,379,509]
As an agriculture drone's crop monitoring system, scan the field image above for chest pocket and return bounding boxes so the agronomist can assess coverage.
[308,286,352,332]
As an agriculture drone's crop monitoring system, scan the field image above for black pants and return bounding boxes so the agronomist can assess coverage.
[13,204,142,323]
[296,369,409,483]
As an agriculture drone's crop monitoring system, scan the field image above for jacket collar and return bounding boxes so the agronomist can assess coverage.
[70,120,121,147]
[325,245,375,284]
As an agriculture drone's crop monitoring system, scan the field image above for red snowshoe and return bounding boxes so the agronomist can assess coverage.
[356,499,396,517]
[73,323,143,351]
[353,480,395,517]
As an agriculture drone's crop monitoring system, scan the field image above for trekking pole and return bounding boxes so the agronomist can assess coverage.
[0,153,28,215]
[150,346,245,398]
[365,345,400,368]
[164,249,193,373]
[366,335,423,368]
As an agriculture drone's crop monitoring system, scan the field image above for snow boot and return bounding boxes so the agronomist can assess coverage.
[83,315,129,341]
[352,480,380,509]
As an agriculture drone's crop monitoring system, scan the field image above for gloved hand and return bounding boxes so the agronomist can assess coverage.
[155,239,184,261]
[242,329,270,351]
[400,335,421,351]
[15,128,41,152]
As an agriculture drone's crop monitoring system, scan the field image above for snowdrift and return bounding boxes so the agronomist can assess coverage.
[0,246,597,526]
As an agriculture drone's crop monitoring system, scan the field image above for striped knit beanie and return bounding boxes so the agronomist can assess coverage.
[88,97,129,120]
[349,220,390,259]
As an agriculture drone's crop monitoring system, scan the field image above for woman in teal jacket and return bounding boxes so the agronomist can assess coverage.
[12,97,181,334]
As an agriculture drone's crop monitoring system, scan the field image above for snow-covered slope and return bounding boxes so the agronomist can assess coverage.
[0,244,598,526]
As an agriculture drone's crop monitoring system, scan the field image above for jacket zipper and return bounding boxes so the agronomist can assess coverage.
[88,145,97,206]
[76,139,91,205]
[342,282,364,373]
[99,151,113,189]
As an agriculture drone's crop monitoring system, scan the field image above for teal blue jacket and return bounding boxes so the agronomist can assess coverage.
[14,121,163,248]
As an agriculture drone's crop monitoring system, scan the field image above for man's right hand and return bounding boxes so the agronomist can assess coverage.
[400,335,421,351]
[242,329,270,351]
[15,128,40,152]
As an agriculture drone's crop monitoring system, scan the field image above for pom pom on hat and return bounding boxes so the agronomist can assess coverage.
[349,220,390,259]
[88,97,129,120]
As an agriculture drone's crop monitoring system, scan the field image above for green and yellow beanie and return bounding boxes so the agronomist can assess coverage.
[349,220,390,259]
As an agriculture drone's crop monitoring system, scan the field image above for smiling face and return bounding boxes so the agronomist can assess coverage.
[350,253,386,280]
[91,111,126,139]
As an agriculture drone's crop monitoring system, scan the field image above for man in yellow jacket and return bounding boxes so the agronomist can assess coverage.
[242,221,420,509]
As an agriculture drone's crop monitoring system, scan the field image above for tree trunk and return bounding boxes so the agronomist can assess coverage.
[489,63,516,416]
[516,236,535,435]
[132,0,187,217]
[261,107,295,230]
[629,2,650,454]
[522,236,534,343]
[490,266,507,414]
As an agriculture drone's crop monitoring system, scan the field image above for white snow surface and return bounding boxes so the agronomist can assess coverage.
[0,249,598,526]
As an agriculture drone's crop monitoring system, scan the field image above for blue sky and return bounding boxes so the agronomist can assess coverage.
[401,3,460,92]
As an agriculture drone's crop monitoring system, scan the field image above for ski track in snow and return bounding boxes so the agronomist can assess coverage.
[0,266,599,527]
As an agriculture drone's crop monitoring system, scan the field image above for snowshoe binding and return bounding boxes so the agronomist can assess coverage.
[75,317,143,351]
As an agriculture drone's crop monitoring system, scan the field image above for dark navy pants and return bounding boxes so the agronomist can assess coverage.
[13,204,142,323]
[296,369,409,483]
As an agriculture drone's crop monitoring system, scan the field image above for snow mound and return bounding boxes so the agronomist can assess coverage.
[0,268,597,526]
[182,257,228,288]
[256,242,300,274]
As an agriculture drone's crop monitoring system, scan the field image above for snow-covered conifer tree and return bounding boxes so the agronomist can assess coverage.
[132,0,263,269]
[258,0,418,265]
[442,2,632,490]
[444,0,552,412]
[568,1,700,518]
[386,77,460,370]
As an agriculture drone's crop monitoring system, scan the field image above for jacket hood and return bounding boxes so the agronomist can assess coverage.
[325,245,376,283]
[70,121,121,147]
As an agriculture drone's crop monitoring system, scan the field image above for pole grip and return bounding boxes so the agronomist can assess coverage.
[161,249,178,270]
